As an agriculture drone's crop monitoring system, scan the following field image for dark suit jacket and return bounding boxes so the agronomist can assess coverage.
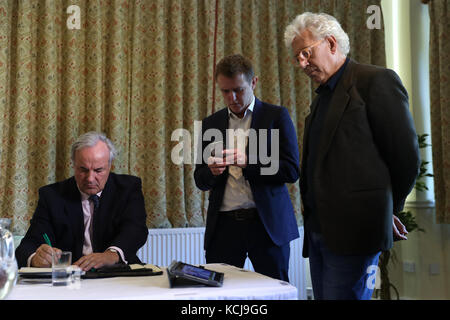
[194,98,300,250]
[15,173,148,268]
[300,59,420,257]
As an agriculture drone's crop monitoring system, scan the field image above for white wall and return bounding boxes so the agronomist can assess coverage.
[381,0,449,300]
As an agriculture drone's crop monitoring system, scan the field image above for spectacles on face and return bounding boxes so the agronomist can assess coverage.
[294,39,324,65]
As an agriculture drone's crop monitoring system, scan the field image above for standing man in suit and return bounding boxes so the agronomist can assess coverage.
[284,12,420,299]
[16,131,148,271]
[194,54,300,281]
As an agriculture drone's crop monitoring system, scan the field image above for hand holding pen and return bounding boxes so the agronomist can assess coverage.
[29,233,62,268]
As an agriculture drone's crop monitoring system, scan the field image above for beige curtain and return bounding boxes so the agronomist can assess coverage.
[428,0,450,224]
[0,0,385,236]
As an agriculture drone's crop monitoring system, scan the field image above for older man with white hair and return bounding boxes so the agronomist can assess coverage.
[284,12,420,299]
[16,131,148,271]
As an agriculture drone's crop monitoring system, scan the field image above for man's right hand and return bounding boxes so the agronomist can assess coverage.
[207,156,227,176]
[30,244,62,267]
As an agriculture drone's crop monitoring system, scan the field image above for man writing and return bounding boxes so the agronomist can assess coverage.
[16,131,148,271]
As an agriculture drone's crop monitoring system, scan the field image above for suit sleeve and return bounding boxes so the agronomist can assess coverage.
[243,107,300,184]
[366,69,420,213]
[194,160,221,191]
[193,118,223,191]
[15,188,56,268]
[109,177,148,262]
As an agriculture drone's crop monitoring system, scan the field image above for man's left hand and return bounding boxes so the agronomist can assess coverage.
[73,250,120,271]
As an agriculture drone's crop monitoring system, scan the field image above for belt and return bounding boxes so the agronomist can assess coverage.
[219,208,258,221]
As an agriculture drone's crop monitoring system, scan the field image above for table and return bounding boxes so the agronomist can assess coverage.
[7,263,298,300]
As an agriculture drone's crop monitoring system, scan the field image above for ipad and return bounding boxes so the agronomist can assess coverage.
[167,261,224,287]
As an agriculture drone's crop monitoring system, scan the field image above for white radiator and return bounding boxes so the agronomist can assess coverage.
[137,226,307,300]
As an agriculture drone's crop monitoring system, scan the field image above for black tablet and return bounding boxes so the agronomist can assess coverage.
[167,261,224,287]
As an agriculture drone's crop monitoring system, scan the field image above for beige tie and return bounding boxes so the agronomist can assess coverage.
[228,165,242,180]
[228,133,246,179]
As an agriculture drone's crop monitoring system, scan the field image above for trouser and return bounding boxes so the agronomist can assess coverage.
[206,210,290,282]
[307,230,381,300]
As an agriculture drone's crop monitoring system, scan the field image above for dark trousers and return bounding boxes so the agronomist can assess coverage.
[205,213,290,282]
[306,230,381,300]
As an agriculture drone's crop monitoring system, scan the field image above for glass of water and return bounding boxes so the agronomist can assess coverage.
[52,251,72,286]
[68,265,82,289]
[0,218,18,300]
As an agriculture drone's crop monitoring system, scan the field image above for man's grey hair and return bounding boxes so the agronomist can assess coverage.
[71,131,117,165]
[284,12,350,56]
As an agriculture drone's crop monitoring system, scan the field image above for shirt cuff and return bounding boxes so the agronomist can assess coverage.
[107,246,127,264]
[27,252,36,267]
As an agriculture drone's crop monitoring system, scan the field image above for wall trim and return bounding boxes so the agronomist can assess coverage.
[404,200,435,209]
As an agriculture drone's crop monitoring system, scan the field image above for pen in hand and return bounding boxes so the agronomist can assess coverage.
[43,233,52,247]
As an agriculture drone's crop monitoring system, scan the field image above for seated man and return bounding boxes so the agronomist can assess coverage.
[15,131,148,271]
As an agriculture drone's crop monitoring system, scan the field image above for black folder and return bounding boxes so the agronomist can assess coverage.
[82,263,163,279]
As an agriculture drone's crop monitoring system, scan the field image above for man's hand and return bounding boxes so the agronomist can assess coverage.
[207,149,247,176]
[207,156,228,176]
[393,215,408,240]
[222,149,247,168]
[31,244,62,267]
[73,250,119,271]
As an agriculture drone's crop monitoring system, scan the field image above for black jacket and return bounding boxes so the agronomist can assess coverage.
[15,173,148,267]
[301,59,420,257]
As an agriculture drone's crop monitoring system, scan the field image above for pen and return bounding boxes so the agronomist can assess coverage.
[43,233,52,247]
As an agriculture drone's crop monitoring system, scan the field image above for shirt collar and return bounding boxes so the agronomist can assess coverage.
[228,95,255,119]
[315,57,350,94]
[77,186,103,201]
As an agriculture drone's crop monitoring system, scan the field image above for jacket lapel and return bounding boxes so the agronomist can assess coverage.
[316,59,355,162]
[246,98,262,164]
[92,173,116,252]
[300,96,318,184]
[218,108,229,147]
[302,97,319,152]
[63,178,84,260]
[249,97,262,130]
[205,107,228,148]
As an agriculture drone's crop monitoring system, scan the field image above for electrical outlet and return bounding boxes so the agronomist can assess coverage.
[429,263,440,275]
[403,261,416,273]
[306,287,314,300]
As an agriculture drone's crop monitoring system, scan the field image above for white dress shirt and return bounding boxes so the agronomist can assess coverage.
[79,189,126,263]
[80,190,101,256]
[219,96,256,211]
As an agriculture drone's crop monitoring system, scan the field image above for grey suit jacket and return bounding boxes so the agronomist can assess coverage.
[300,59,420,257]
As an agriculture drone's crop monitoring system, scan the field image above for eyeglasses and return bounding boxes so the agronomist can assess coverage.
[294,39,324,64]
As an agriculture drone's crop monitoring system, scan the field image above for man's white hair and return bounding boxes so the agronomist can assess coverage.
[284,12,350,56]
[71,131,117,165]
